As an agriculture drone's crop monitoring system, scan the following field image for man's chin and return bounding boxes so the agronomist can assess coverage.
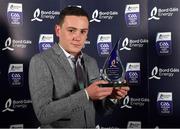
[73,48,82,52]
[70,50,81,56]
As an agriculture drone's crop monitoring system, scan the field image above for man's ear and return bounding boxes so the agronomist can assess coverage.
[55,25,61,37]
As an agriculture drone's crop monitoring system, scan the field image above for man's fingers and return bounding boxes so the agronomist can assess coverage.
[121,86,130,91]
[99,87,113,92]
[115,86,130,91]
[93,80,109,85]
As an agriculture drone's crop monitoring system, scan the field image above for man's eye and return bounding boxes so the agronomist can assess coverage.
[81,30,87,34]
[69,30,74,32]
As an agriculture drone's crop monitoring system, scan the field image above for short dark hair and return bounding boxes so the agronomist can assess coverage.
[58,6,89,26]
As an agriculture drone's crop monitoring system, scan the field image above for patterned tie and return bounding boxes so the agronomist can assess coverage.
[71,57,86,90]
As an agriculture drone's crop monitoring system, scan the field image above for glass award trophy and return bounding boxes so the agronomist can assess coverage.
[100,38,127,87]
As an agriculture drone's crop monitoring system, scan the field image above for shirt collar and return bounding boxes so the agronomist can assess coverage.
[58,43,83,60]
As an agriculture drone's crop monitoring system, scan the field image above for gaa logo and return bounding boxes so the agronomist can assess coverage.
[8,64,23,87]
[42,44,51,48]
[11,12,20,18]
[128,13,137,18]
[160,102,170,107]
[7,3,23,25]
[11,73,21,78]
[38,34,54,52]
[159,42,169,47]
[97,34,112,56]
[100,43,109,48]
[129,72,138,78]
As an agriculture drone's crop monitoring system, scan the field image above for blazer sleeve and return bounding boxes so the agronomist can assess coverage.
[29,55,90,125]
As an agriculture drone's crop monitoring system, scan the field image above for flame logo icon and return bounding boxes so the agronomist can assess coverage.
[149,66,161,80]
[90,9,101,22]
[148,7,160,20]
[2,37,14,51]
[2,98,14,112]
[119,37,131,51]
[31,8,43,22]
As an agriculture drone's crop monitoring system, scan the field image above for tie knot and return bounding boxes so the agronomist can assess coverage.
[71,57,77,64]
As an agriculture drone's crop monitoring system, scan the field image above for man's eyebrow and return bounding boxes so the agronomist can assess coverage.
[67,27,88,31]
[67,27,77,30]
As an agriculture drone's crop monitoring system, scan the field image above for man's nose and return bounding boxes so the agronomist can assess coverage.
[73,31,81,41]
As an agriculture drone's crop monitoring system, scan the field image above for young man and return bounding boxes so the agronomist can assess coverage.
[29,6,130,128]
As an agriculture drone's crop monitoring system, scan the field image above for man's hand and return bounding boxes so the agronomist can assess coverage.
[110,86,130,99]
[85,80,113,100]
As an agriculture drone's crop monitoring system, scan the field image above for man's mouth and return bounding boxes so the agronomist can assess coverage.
[72,43,81,47]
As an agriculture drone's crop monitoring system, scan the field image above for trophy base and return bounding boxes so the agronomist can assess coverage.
[99,82,128,87]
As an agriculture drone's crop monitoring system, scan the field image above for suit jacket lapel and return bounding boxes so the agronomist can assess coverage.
[52,43,76,81]
[83,54,99,85]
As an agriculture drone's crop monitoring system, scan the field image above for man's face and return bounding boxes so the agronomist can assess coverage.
[55,15,89,56]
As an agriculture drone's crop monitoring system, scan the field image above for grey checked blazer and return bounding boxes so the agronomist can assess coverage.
[29,43,99,128]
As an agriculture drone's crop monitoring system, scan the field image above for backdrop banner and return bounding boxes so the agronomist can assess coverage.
[0,0,180,128]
